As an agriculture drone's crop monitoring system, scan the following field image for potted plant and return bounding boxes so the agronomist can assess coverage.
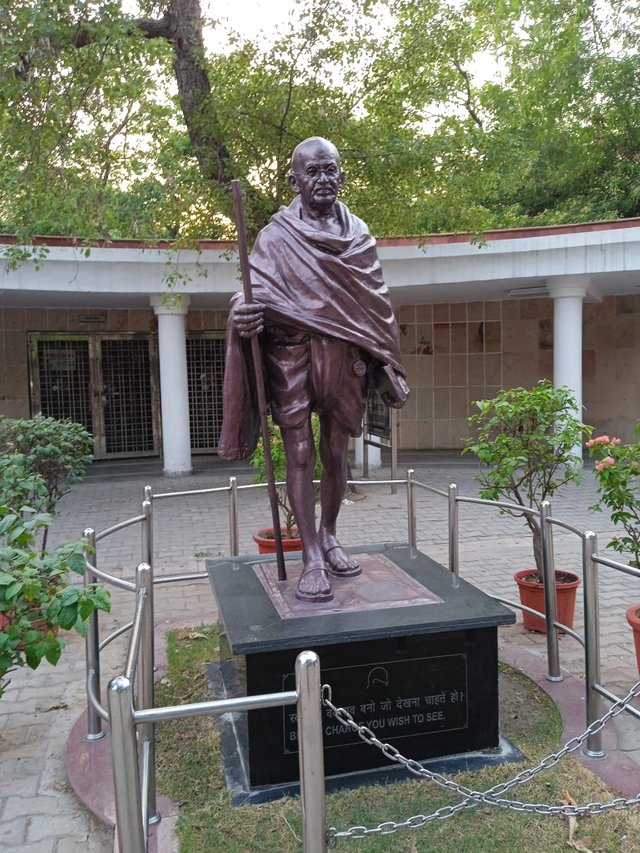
[0,452,110,698]
[463,380,592,631]
[250,414,322,553]
[586,425,640,669]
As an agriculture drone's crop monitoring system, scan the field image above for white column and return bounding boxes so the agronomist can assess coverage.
[547,276,587,455]
[151,295,192,476]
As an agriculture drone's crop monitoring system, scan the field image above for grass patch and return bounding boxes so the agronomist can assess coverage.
[155,625,640,852]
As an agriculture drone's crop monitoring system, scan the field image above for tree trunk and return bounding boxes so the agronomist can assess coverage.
[530,518,544,580]
[165,0,231,184]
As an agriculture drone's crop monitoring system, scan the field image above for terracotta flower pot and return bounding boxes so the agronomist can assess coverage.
[626,604,640,674]
[513,569,581,633]
[253,528,302,555]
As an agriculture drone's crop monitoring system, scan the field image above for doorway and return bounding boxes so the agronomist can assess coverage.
[28,334,161,459]
[186,333,226,453]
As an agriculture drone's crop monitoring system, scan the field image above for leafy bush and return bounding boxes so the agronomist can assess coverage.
[0,506,110,698]
[464,380,592,579]
[0,420,108,698]
[0,414,93,549]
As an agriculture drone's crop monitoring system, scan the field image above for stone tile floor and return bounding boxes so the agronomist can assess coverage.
[1,453,638,852]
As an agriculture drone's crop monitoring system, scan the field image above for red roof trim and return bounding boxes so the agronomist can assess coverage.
[1,217,640,251]
[376,217,640,247]
[0,235,233,250]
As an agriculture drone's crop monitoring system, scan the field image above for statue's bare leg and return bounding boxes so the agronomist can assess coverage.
[281,422,333,602]
[318,414,361,578]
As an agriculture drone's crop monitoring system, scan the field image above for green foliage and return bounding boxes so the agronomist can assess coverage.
[0,451,47,515]
[0,0,178,240]
[249,414,322,537]
[0,414,93,515]
[0,428,108,699]
[586,425,640,568]
[1,244,50,272]
[463,380,592,577]
[0,504,110,698]
[2,0,639,244]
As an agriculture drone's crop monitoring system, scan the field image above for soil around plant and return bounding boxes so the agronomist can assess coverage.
[516,569,578,585]
[255,527,300,540]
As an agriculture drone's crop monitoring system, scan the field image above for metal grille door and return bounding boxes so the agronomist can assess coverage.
[186,335,226,452]
[33,338,93,431]
[101,338,156,455]
[30,333,159,459]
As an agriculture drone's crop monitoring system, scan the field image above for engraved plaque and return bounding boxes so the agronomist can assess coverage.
[282,653,468,754]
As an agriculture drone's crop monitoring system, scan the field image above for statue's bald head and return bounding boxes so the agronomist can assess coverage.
[290,137,341,173]
[288,136,345,211]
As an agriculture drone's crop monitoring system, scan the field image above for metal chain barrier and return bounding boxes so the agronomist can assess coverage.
[322,680,640,842]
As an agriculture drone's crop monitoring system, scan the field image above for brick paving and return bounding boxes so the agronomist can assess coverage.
[1,453,639,851]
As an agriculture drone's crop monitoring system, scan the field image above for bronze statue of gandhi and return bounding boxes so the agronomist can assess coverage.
[219,136,408,602]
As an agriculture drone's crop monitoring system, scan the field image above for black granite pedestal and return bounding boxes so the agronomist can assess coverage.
[206,544,517,802]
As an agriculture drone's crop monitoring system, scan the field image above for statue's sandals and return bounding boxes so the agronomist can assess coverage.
[323,544,362,578]
[295,563,334,603]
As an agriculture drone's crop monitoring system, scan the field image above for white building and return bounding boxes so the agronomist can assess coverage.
[1,217,639,474]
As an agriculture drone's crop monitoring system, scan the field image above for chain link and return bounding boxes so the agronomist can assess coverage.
[323,679,640,840]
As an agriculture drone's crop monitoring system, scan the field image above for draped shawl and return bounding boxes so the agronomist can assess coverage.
[218,197,405,460]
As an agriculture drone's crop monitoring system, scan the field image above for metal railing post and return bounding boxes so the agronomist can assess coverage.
[141,496,153,568]
[390,407,398,495]
[362,407,369,480]
[108,675,146,853]
[295,651,326,853]
[448,484,459,576]
[136,563,160,825]
[229,476,239,556]
[540,501,561,681]
[406,469,416,550]
[583,531,605,757]
[83,527,104,740]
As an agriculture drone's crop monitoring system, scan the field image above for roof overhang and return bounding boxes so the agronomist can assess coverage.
[2,218,640,310]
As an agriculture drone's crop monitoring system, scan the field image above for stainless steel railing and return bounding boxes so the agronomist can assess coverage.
[83,510,327,851]
[81,468,640,849]
[107,649,324,853]
[413,475,639,758]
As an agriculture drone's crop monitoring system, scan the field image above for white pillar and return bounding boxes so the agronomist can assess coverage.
[151,295,192,476]
[547,276,587,456]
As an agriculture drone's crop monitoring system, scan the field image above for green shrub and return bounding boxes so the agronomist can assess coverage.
[0,419,108,698]
[0,414,93,549]
[464,380,592,579]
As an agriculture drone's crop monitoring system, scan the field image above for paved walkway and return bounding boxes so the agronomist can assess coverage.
[1,453,639,851]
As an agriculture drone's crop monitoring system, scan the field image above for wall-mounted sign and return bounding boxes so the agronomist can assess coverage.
[78,314,107,324]
[367,390,391,442]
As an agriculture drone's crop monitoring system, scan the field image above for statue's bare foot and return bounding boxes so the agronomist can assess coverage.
[295,560,333,603]
[321,535,361,578]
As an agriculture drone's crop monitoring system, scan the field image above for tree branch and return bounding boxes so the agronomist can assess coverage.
[452,58,483,129]
[71,14,174,48]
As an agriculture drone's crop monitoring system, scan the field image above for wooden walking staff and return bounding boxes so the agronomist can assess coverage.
[231,179,287,581]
